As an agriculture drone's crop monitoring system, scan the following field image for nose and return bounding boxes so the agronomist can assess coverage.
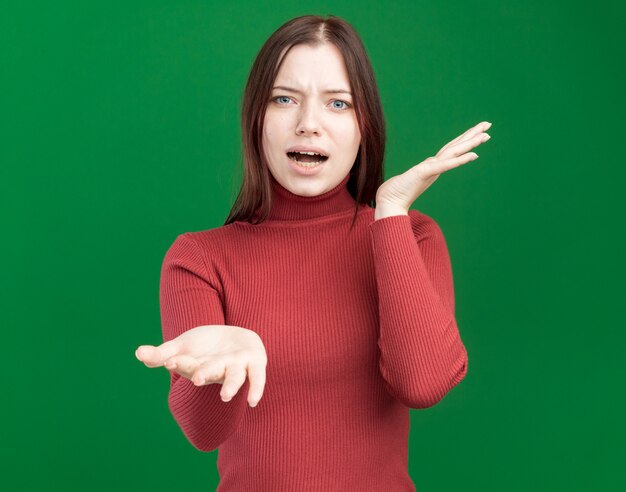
[295,102,322,136]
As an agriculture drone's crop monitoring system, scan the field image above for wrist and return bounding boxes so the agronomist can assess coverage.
[374,203,409,220]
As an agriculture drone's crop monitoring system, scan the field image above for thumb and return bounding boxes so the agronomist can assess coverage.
[136,339,182,368]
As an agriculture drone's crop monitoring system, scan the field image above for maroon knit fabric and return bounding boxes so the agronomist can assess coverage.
[159,173,468,491]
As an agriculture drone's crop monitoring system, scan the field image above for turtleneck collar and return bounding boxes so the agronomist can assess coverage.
[263,173,357,221]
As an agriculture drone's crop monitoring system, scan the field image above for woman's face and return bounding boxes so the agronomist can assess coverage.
[262,43,361,197]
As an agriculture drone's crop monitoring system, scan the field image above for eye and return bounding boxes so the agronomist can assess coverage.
[331,100,352,110]
[272,95,293,104]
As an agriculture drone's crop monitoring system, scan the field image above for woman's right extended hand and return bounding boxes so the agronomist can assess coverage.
[135,325,267,407]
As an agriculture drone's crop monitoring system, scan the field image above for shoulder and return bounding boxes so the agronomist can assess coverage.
[162,225,239,289]
[163,223,239,270]
[169,222,238,254]
[407,209,447,244]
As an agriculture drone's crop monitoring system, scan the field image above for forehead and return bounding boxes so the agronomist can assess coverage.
[273,43,351,89]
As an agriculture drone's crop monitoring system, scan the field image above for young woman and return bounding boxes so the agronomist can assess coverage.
[136,14,491,491]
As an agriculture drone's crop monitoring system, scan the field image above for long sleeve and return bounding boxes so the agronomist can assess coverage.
[368,210,468,409]
[159,233,248,452]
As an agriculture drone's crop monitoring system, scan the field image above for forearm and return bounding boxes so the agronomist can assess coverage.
[369,213,468,408]
[160,233,249,451]
[168,374,249,452]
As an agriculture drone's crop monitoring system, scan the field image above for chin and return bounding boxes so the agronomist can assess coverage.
[289,179,328,197]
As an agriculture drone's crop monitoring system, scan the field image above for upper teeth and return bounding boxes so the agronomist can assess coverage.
[295,151,322,156]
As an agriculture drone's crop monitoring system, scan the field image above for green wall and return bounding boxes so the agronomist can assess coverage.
[2,0,624,490]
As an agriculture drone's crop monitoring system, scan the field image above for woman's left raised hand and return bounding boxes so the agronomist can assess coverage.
[374,121,492,219]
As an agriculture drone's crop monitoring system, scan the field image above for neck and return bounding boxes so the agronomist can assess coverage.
[263,173,357,221]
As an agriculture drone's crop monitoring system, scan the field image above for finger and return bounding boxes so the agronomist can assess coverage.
[451,126,491,152]
[246,361,267,407]
[439,132,489,160]
[164,354,201,379]
[193,359,227,387]
[135,339,182,368]
[450,121,490,147]
[440,121,491,154]
[220,364,248,403]
[418,153,478,175]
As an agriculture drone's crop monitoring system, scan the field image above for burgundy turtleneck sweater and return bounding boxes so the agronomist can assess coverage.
[159,173,468,491]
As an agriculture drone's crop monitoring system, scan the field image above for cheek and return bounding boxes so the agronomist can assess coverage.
[352,122,361,140]
[339,115,359,136]
[262,126,276,152]
[352,115,362,140]
[263,118,286,147]
[338,122,361,150]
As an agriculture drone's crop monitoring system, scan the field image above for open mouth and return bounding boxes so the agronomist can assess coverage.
[286,151,329,164]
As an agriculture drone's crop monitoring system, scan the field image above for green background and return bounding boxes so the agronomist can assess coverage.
[2,0,624,490]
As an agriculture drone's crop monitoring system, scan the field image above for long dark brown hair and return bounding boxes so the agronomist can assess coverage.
[224,14,386,229]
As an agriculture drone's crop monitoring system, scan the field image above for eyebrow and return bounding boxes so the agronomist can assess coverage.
[272,85,352,96]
